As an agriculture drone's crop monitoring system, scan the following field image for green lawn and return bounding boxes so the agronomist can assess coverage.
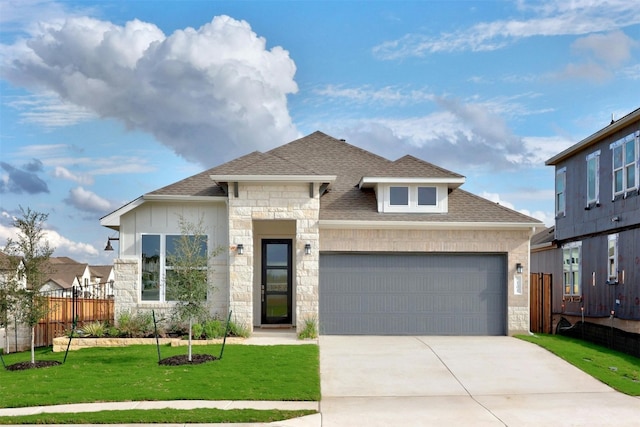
[517,334,640,396]
[0,343,319,424]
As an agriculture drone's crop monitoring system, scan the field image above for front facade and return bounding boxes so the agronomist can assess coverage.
[546,108,640,334]
[102,132,542,336]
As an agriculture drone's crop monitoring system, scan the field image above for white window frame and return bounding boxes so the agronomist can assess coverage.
[140,233,208,303]
[607,234,618,284]
[562,241,581,297]
[610,132,639,198]
[586,150,600,206]
[556,167,566,217]
[382,184,446,213]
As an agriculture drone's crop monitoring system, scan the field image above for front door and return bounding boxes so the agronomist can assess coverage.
[261,239,292,324]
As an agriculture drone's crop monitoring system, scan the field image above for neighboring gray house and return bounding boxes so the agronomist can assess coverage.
[545,107,640,336]
[101,131,543,336]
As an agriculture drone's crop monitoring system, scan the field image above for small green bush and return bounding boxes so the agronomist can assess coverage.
[81,321,107,337]
[203,319,226,338]
[297,316,318,340]
[228,319,250,338]
[116,310,154,337]
[191,323,204,339]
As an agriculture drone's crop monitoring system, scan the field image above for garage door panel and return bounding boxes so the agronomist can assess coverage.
[319,253,506,335]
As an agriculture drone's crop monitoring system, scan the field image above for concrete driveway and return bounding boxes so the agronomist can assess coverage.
[320,336,640,426]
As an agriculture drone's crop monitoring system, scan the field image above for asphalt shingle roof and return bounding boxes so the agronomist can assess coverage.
[145,131,541,224]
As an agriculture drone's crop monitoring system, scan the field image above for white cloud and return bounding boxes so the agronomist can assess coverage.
[65,186,112,213]
[52,166,94,185]
[313,84,434,105]
[373,1,640,59]
[6,94,96,128]
[1,14,300,167]
[572,30,637,66]
[0,220,99,258]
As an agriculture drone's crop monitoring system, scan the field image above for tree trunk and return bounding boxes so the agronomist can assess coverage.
[188,317,193,362]
[30,326,35,364]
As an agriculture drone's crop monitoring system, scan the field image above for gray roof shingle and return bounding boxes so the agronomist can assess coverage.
[145,131,541,224]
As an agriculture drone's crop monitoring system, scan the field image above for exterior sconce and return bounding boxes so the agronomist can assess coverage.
[304,243,311,255]
[104,237,119,251]
[515,263,523,274]
[236,244,244,255]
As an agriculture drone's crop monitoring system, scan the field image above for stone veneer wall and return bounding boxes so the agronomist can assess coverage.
[228,182,320,332]
[320,228,533,335]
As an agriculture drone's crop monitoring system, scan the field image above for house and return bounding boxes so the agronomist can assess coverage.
[41,257,93,297]
[101,131,543,336]
[544,107,640,338]
[0,252,29,353]
[89,265,115,299]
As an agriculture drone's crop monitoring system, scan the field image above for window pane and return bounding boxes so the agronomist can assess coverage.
[587,158,596,201]
[141,235,160,301]
[614,170,623,193]
[626,165,635,189]
[418,187,437,206]
[613,145,623,169]
[390,187,409,205]
[166,235,208,268]
[624,140,635,165]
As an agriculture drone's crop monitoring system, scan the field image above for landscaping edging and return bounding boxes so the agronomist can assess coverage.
[52,337,246,352]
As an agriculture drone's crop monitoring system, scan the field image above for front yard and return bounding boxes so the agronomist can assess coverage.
[0,343,319,424]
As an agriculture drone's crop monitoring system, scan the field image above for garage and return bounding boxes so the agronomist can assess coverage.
[319,253,507,335]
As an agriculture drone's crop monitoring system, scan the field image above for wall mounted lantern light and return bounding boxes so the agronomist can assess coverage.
[516,263,523,274]
[304,243,312,255]
[104,237,119,251]
[236,244,244,255]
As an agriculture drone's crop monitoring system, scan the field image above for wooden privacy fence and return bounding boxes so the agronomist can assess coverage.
[530,273,553,334]
[35,284,114,347]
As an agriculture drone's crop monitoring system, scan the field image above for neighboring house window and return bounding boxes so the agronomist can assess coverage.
[556,167,566,217]
[141,234,208,302]
[610,133,638,197]
[607,234,618,284]
[586,151,600,205]
[562,242,581,297]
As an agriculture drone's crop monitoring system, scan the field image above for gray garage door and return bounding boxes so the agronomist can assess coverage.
[319,253,506,335]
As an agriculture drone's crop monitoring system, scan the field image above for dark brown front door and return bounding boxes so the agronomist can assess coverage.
[261,239,292,324]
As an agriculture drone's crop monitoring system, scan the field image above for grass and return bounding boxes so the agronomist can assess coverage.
[517,334,640,396]
[0,408,317,425]
[0,344,320,408]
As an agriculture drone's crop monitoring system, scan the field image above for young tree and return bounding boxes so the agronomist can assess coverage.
[166,215,221,362]
[3,207,54,363]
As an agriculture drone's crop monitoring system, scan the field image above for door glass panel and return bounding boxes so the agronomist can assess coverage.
[266,243,288,266]
[266,269,288,292]
[266,295,288,318]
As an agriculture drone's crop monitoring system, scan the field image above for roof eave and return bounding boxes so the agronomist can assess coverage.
[546,108,640,166]
[210,174,337,183]
[359,177,466,189]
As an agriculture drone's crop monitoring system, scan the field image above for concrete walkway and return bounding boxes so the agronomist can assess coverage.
[320,336,640,427]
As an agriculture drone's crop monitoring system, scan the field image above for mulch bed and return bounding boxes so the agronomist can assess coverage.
[5,360,62,371]
[158,354,217,365]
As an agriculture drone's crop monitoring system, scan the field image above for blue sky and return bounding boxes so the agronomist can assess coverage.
[1,0,639,265]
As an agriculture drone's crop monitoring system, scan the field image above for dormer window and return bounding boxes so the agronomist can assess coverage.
[383,184,446,213]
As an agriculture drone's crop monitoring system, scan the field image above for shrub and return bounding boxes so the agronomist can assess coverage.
[228,319,250,338]
[191,323,204,339]
[116,310,154,338]
[81,321,107,338]
[203,319,226,338]
[297,316,318,340]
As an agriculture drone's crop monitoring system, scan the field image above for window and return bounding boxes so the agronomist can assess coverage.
[141,234,208,302]
[611,133,638,197]
[586,151,600,205]
[562,242,581,297]
[390,186,409,205]
[418,186,437,206]
[607,234,618,284]
[556,168,566,216]
[383,185,443,212]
